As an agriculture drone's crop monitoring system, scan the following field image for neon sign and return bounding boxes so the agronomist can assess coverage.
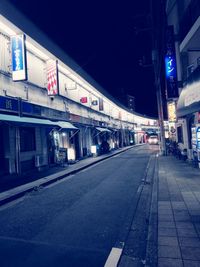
[165,56,176,78]
[165,26,178,99]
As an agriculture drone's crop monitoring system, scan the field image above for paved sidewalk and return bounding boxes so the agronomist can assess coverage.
[155,155,200,267]
[118,154,200,267]
[0,145,140,205]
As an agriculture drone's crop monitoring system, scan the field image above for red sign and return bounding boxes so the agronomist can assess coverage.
[47,60,59,96]
[80,97,88,103]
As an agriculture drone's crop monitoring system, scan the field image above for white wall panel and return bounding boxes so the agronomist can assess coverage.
[27,52,46,88]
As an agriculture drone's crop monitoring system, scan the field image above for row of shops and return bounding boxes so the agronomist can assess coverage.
[0,96,138,176]
[176,66,200,166]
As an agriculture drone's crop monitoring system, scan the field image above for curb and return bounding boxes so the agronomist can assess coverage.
[0,144,144,206]
[117,154,156,267]
[145,154,158,267]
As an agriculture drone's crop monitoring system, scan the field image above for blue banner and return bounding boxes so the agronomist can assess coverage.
[165,26,178,99]
[0,96,19,113]
[11,34,27,81]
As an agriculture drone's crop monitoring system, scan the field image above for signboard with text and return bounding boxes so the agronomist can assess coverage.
[0,96,19,113]
[11,34,27,81]
[165,26,178,99]
[167,101,177,122]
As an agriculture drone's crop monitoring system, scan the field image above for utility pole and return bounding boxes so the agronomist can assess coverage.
[133,0,166,155]
[150,0,166,155]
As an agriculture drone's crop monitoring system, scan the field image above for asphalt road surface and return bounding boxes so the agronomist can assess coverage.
[0,145,157,267]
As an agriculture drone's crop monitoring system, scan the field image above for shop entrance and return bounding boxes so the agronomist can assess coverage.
[47,130,57,165]
[74,131,81,160]
[0,125,7,175]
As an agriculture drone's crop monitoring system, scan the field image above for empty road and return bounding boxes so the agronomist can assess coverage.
[0,145,157,267]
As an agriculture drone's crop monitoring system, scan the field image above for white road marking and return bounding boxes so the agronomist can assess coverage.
[104,247,123,267]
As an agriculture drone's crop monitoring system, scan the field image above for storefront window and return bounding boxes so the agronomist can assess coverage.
[20,127,36,152]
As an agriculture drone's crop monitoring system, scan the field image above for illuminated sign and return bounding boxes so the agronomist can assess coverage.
[196,127,200,150]
[165,26,178,99]
[165,56,176,78]
[167,101,176,122]
[11,34,27,81]
[80,97,88,103]
[47,60,59,96]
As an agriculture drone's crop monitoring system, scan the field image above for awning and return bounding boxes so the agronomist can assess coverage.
[177,79,200,118]
[0,114,57,126]
[0,114,78,130]
[96,127,111,133]
[57,121,78,130]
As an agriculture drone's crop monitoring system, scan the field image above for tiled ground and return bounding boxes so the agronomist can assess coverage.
[157,157,200,267]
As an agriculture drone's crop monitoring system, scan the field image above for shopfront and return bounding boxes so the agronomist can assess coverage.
[177,67,200,162]
[0,124,9,175]
[91,127,112,155]
[0,113,78,175]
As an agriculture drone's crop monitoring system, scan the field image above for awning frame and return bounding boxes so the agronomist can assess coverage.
[0,114,78,131]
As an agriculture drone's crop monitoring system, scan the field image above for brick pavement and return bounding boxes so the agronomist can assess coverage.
[157,156,200,267]
[118,154,200,267]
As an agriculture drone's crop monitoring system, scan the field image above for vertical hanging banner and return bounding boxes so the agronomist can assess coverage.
[46,59,59,96]
[165,25,178,99]
[11,34,27,81]
[99,98,104,111]
[167,101,177,122]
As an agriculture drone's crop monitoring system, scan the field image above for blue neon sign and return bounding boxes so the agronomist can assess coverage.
[165,55,176,78]
[165,26,178,99]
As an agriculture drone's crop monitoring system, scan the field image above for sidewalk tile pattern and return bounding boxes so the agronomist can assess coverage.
[157,156,200,267]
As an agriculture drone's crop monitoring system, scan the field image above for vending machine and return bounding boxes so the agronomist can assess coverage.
[196,126,200,163]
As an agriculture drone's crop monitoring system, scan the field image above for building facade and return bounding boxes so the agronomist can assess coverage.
[0,1,158,177]
[166,0,200,164]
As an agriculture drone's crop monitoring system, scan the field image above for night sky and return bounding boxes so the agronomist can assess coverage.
[9,0,158,117]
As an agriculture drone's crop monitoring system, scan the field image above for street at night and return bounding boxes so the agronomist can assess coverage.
[1,0,200,266]
[0,145,157,267]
